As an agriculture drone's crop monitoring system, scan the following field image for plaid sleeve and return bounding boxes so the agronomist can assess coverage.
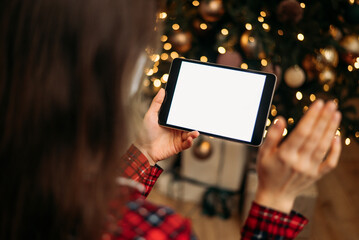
[108,198,197,240]
[120,145,163,197]
[241,202,308,240]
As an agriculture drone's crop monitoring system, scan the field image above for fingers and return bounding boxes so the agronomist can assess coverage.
[181,131,200,150]
[259,116,286,158]
[282,100,324,152]
[318,135,341,176]
[148,88,165,114]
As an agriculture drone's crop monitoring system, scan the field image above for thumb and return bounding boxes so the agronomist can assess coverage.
[149,88,165,114]
[260,117,286,156]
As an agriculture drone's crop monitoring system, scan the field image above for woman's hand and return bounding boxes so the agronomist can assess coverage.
[134,88,200,165]
[255,100,342,213]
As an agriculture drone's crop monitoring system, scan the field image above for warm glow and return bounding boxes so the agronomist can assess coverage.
[200,56,208,62]
[192,0,200,6]
[345,138,351,145]
[241,63,248,69]
[354,62,359,69]
[143,79,150,87]
[200,23,208,30]
[278,29,284,36]
[297,33,304,41]
[152,66,158,74]
[172,24,180,30]
[355,131,359,138]
[336,129,341,136]
[260,11,267,17]
[300,2,306,8]
[163,43,172,50]
[288,118,294,125]
[296,91,303,100]
[271,109,277,117]
[349,0,355,4]
[221,28,229,35]
[245,23,252,30]
[303,106,309,113]
[218,46,226,54]
[348,65,353,71]
[150,54,160,62]
[258,16,264,22]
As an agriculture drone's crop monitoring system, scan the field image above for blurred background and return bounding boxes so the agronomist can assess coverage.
[136,0,359,239]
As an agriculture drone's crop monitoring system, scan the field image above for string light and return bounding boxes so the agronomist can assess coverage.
[163,43,172,50]
[159,12,167,19]
[355,131,359,138]
[261,59,268,66]
[345,137,351,145]
[349,0,355,4]
[300,2,306,8]
[260,11,267,17]
[241,63,248,69]
[354,62,359,69]
[296,91,303,100]
[161,74,169,83]
[200,56,208,62]
[221,28,229,35]
[146,69,154,76]
[245,23,252,30]
[161,35,168,42]
[143,79,150,87]
[200,23,208,30]
[170,51,179,59]
[336,129,341,136]
[192,0,200,6]
[297,33,304,41]
[153,79,162,88]
[172,24,180,30]
[152,66,158,74]
[271,108,277,116]
[263,130,268,138]
[278,29,284,36]
[161,53,169,60]
[266,119,271,127]
[323,84,330,92]
[282,128,288,136]
[348,65,353,71]
[150,54,160,62]
[303,106,309,113]
[309,94,316,102]
[258,16,264,22]
[288,118,294,125]
[262,23,270,31]
[218,46,226,54]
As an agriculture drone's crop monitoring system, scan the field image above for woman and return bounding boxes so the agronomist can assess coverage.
[0,0,341,239]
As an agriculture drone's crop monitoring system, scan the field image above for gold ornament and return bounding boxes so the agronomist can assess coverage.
[199,0,225,22]
[169,31,192,53]
[319,46,339,67]
[240,31,262,58]
[340,35,359,64]
[192,137,213,160]
[319,67,336,86]
[329,25,342,41]
[284,65,306,88]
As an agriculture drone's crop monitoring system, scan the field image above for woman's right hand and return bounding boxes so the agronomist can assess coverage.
[255,100,342,213]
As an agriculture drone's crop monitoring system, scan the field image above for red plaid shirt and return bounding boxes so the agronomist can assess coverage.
[103,145,308,240]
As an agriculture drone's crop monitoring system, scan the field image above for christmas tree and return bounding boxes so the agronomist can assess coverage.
[143,0,359,145]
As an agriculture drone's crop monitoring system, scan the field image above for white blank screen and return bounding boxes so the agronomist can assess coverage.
[166,61,266,142]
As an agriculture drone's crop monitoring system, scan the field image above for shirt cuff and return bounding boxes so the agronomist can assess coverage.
[120,144,163,197]
[241,201,308,240]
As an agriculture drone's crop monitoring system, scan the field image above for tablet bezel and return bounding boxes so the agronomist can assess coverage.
[158,58,277,146]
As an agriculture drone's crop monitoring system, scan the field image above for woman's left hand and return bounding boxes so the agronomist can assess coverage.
[134,88,200,165]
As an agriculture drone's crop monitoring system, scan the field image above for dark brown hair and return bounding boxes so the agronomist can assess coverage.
[0,0,157,239]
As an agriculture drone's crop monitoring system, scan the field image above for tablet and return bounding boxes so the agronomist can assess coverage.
[158,58,276,146]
